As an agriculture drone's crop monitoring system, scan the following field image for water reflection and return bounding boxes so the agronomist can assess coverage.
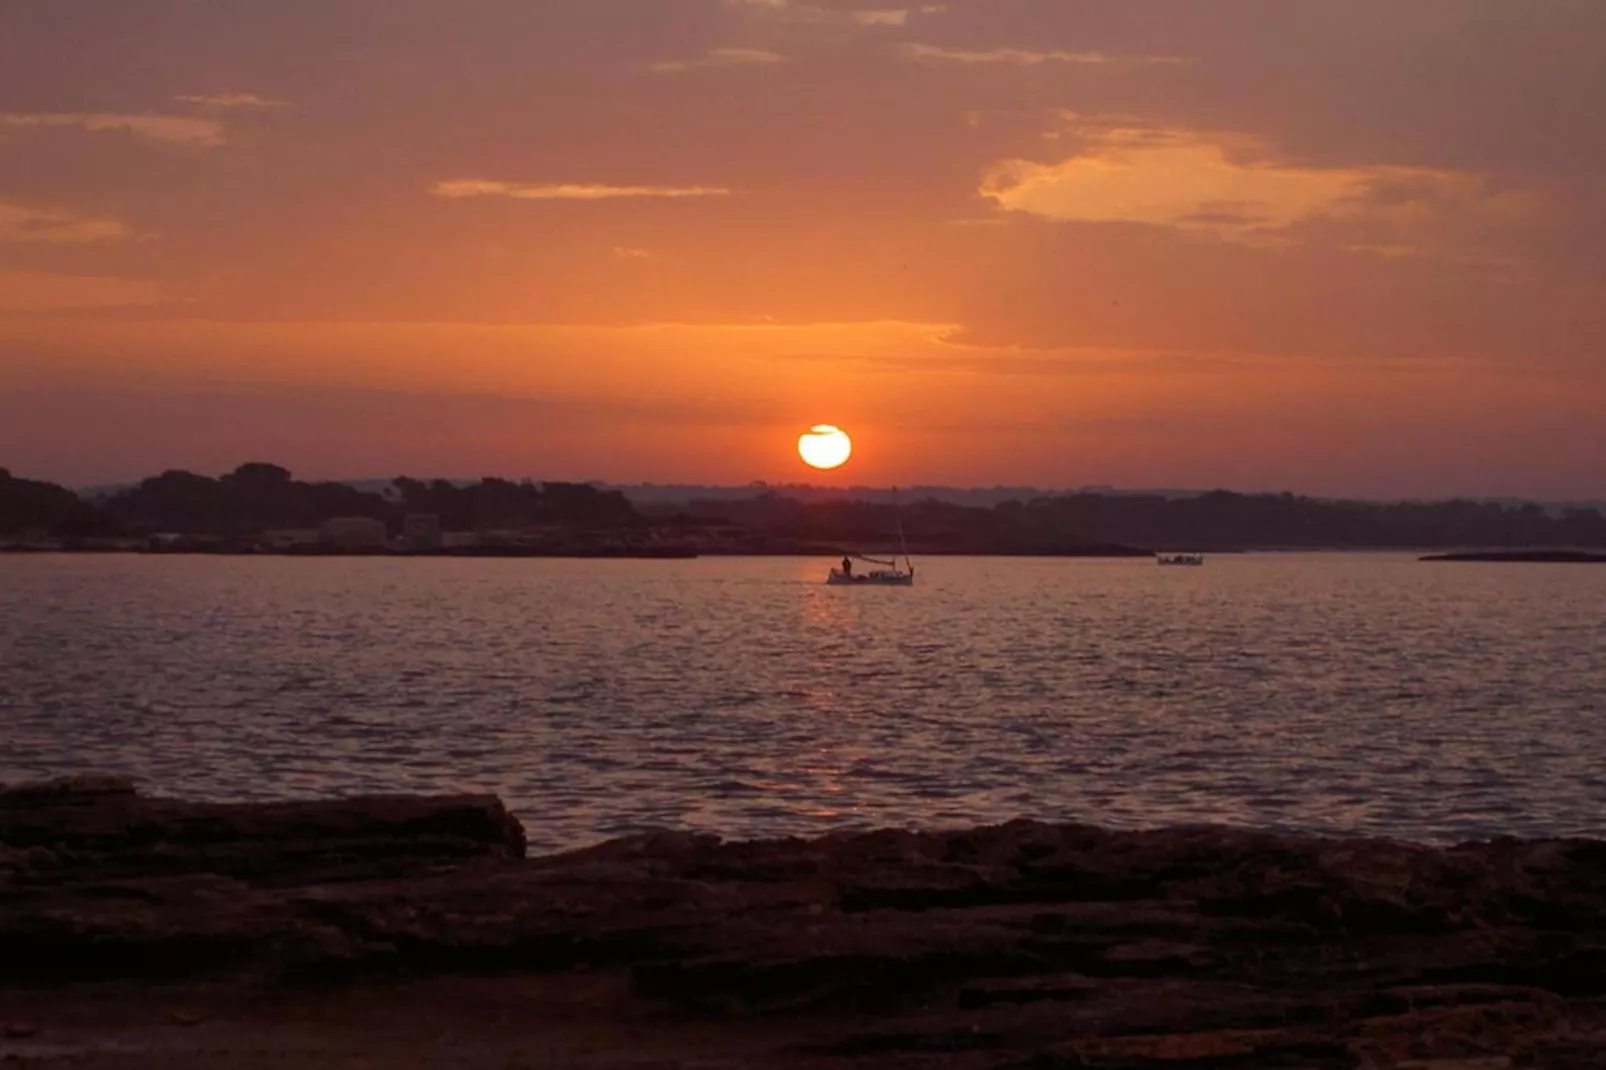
[1,553,1604,851]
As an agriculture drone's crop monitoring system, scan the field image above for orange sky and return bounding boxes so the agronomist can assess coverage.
[2,0,1604,498]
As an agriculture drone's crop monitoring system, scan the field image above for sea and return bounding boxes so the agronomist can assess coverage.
[2,553,1602,853]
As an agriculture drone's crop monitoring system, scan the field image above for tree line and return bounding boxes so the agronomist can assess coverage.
[0,464,639,538]
[3,463,1603,550]
[690,489,1606,552]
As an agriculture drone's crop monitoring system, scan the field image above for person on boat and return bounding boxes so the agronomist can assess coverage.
[841,555,852,576]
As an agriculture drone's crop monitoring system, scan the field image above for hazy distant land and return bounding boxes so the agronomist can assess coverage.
[3,462,1604,557]
[1421,549,1606,563]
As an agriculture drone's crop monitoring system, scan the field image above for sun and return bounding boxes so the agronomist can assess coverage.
[798,424,852,470]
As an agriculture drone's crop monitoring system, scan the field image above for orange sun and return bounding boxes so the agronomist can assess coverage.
[798,424,852,470]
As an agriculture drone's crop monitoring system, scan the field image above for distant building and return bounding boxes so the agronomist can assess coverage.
[318,516,389,550]
[402,513,443,551]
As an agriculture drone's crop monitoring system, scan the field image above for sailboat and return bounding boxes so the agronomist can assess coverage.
[827,489,916,586]
[828,552,914,586]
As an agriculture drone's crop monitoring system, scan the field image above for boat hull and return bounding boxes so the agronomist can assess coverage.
[827,568,914,586]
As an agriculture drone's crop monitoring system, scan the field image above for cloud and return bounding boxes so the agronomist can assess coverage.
[849,10,909,26]
[727,1,914,28]
[904,44,1181,66]
[649,47,784,73]
[432,180,732,200]
[779,344,1245,378]
[0,271,163,312]
[175,93,289,109]
[0,112,224,146]
[979,123,1512,246]
[0,203,132,244]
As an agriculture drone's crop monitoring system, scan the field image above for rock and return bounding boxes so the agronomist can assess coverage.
[0,775,527,887]
[0,779,529,981]
[2,785,1604,1066]
[0,774,138,799]
[956,974,1098,1008]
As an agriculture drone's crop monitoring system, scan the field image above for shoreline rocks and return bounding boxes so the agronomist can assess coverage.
[3,777,1604,1067]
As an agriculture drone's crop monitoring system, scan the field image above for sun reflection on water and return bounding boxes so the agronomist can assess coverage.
[2,553,1604,851]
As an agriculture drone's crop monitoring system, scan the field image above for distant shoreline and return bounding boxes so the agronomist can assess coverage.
[11,466,1604,562]
[1420,549,1606,563]
[13,544,1606,560]
[13,543,1606,561]
[0,544,1164,560]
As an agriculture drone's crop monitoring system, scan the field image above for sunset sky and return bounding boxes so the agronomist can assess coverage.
[2,0,1604,498]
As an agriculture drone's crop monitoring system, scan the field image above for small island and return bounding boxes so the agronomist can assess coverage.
[1421,549,1606,563]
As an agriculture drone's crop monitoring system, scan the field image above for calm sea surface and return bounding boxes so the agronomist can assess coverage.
[2,553,1603,851]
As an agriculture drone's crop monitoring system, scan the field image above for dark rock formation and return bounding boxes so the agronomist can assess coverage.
[0,775,525,884]
[3,778,1605,1068]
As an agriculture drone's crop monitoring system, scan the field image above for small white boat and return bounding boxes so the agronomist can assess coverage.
[828,490,916,585]
[1157,552,1205,566]
[828,557,914,586]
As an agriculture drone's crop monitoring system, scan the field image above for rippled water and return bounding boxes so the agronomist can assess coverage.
[2,553,1603,850]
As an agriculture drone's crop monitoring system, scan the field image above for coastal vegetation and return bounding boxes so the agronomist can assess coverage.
[2,463,1604,553]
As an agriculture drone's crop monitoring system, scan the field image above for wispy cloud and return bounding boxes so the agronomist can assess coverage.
[727,1,916,28]
[850,9,909,26]
[0,271,163,312]
[175,93,289,109]
[432,180,732,200]
[979,122,1517,249]
[782,346,1247,378]
[904,43,1182,66]
[0,202,132,244]
[649,47,784,74]
[0,112,224,146]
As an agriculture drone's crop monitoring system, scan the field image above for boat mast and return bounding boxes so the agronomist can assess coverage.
[893,485,912,572]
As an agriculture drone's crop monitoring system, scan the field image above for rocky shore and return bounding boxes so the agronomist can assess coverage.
[3,778,1604,1068]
